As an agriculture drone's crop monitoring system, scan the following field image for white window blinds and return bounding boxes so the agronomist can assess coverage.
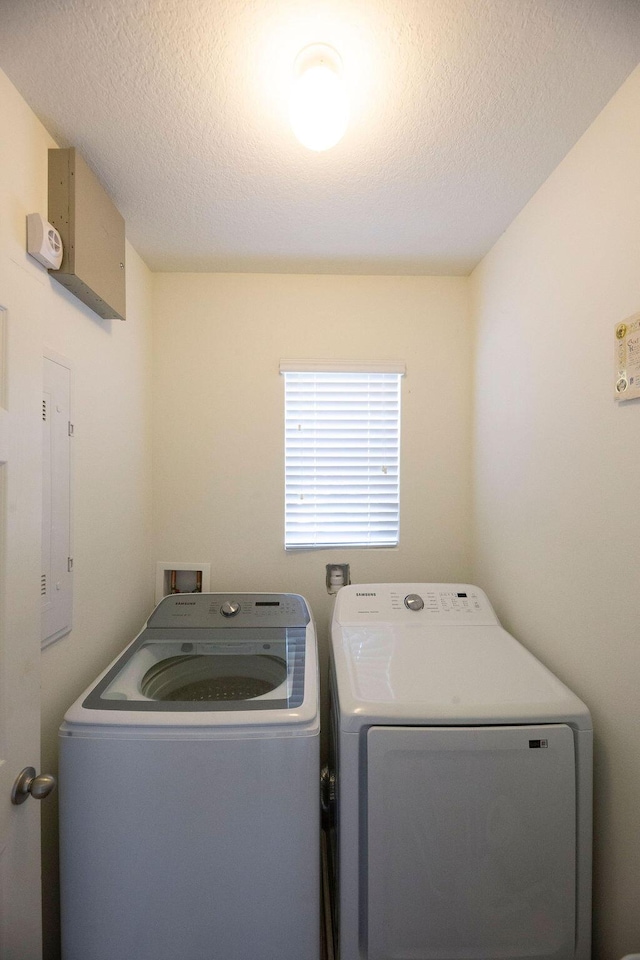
[282,366,403,549]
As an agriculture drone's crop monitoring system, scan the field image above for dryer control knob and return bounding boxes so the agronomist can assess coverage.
[220,601,240,618]
[404,593,424,611]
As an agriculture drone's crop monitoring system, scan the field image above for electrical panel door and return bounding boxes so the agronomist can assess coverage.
[42,354,72,645]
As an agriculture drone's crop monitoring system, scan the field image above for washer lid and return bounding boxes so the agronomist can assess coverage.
[63,594,319,730]
[82,627,307,713]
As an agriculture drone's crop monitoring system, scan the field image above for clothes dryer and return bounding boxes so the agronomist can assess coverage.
[60,593,320,960]
[329,583,592,960]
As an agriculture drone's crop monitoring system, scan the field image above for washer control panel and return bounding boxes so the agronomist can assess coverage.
[148,593,310,629]
[334,584,498,626]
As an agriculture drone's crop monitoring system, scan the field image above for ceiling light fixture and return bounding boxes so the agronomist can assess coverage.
[289,44,349,152]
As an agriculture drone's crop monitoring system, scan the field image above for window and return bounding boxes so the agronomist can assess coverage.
[281,361,405,549]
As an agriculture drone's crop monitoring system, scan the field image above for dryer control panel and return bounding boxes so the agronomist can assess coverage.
[334,583,499,626]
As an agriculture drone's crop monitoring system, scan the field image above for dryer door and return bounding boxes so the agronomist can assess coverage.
[366,724,576,960]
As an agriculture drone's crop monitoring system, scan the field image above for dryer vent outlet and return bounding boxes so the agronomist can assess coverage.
[326,563,350,595]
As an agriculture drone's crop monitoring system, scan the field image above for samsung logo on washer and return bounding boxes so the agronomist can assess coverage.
[175,601,196,605]
[356,592,377,597]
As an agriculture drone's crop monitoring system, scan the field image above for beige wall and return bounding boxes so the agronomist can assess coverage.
[471,65,640,959]
[152,272,473,674]
[0,68,155,959]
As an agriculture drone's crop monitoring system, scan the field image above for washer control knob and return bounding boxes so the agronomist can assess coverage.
[220,600,240,618]
[404,593,424,611]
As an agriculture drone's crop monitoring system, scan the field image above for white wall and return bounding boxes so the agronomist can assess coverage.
[0,67,155,959]
[471,65,640,959]
[152,272,472,685]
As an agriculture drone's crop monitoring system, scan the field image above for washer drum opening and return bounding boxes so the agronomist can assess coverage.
[140,654,288,702]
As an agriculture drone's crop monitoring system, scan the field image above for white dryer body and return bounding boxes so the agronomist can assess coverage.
[329,583,592,960]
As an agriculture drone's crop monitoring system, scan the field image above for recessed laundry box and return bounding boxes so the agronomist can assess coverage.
[59,593,320,960]
[328,583,592,960]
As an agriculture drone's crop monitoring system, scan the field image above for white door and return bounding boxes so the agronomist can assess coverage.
[0,301,47,959]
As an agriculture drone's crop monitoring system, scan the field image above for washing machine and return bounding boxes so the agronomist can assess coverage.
[328,583,592,960]
[59,593,320,960]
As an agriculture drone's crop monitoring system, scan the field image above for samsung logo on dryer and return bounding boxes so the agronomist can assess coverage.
[355,592,377,597]
[174,601,196,605]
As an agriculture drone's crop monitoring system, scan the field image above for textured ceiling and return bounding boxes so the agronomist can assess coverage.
[1,0,639,274]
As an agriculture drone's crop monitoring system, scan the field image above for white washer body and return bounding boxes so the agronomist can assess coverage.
[329,584,592,960]
[60,593,320,960]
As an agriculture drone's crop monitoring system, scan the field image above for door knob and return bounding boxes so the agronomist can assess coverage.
[11,767,57,805]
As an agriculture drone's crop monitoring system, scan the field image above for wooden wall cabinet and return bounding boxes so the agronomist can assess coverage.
[48,148,126,321]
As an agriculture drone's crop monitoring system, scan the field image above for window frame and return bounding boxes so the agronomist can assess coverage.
[280,360,405,551]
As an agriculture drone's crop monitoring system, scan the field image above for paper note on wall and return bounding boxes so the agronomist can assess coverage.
[614,312,640,402]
